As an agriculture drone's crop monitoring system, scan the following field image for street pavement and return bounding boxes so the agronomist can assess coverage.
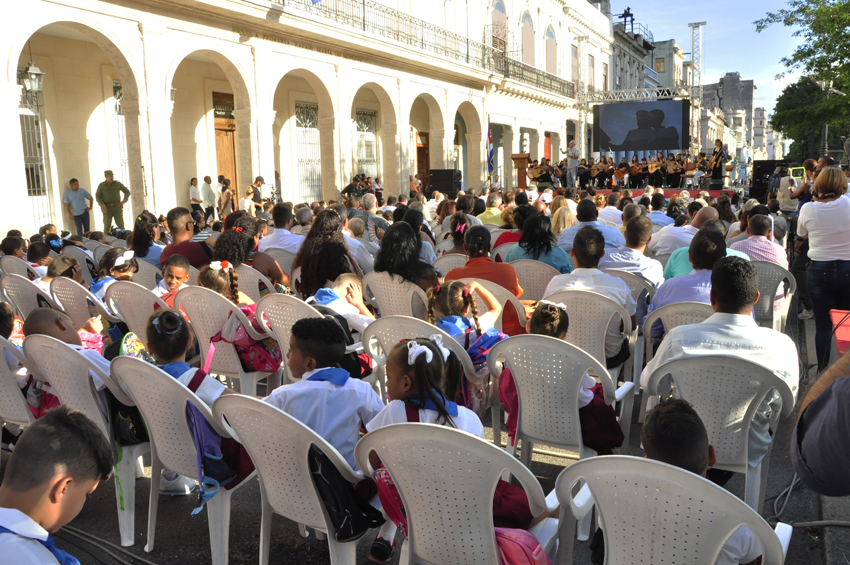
[0,315,835,564]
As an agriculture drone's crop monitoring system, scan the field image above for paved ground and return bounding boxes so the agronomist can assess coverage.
[0,313,835,564]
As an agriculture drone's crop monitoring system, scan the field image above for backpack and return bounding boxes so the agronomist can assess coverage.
[310,304,373,380]
[308,445,385,542]
[495,528,554,565]
[206,303,282,373]
[461,327,509,417]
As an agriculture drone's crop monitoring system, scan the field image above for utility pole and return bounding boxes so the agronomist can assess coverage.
[688,22,706,156]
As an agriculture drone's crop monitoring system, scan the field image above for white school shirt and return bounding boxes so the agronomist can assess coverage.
[165,363,225,407]
[152,279,187,297]
[0,508,62,565]
[190,184,202,203]
[257,228,306,254]
[647,224,698,256]
[640,313,799,467]
[717,526,762,565]
[28,264,48,278]
[366,399,484,438]
[440,311,496,346]
[263,368,384,470]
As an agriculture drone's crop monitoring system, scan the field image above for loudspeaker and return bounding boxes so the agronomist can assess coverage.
[750,159,788,202]
[428,169,462,199]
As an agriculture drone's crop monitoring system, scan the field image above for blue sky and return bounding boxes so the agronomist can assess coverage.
[619,1,804,116]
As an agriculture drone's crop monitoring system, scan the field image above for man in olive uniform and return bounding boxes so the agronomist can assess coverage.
[95,170,130,231]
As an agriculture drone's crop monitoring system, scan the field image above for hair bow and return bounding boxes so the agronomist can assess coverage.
[233,226,243,233]
[210,260,232,273]
[433,284,442,295]
[152,314,183,335]
[407,341,433,365]
[462,286,471,299]
[455,223,466,234]
[113,250,136,268]
[428,334,451,362]
[538,299,567,312]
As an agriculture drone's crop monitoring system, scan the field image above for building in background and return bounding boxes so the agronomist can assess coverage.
[647,39,686,89]
[702,72,756,147]
[611,12,654,91]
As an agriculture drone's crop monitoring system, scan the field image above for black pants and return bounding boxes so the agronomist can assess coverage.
[191,203,204,215]
[791,239,811,310]
[205,206,215,222]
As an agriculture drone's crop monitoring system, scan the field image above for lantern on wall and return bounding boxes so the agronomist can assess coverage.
[21,62,45,93]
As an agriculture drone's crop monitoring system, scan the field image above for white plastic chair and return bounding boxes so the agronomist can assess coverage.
[0,336,35,429]
[653,253,672,268]
[362,271,429,320]
[110,356,254,563]
[356,237,379,257]
[434,238,455,254]
[544,290,632,381]
[637,302,716,420]
[490,228,510,242]
[23,335,149,547]
[93,244,111,264]
[133,259,160,291]
[235,264,276,304]
[212,395,362,565]
[187,265,200,286]
[104,281,169,349]
[0,273,59,319]
[455,277,525,334]
[645,356,796,513]
[176,286,278,396]
[50,276,122,331]
[651,223,664,233]
[510,259,560,301]
[432,254,467,276]
[83,239,102,252]
[491,242,516,262]
[0,255,40,280]
[263,247,297,277]
[354,424,559,565]
[752,261,796,332]
[62,246,97,286]
[111,239,128,249]
[555,456,792,565]
[255,293,322,386]
[290,266,303,298]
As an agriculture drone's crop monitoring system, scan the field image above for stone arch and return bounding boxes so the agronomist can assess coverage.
[451,100,483,191]
[407,91,446,177]
[349,80,400,197]
[268,67,336,120]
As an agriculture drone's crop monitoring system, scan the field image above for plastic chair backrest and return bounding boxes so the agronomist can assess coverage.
[544,290,632,367]
[104,281,169,348]
[362,271,428,319]
[602,269,657,302]
[93,244,111,264]
[490,242,515,262]
[481,223,500,231]
[255,294,322,353]
[235,264,275,304]
[456,277,524,333]
[360,316,479,385]
[510,259,560,301]
[83,239,102,252]
[290,266,303,298]
[555,456,787,565]
[133,259,160,291]
[434,238,455,254]
[50,277,119,330]
[263,248,297,277]
[176,286,247,375]
[0,336,35,427]
[354,424,548,565]
[187,266,200,286]
[490,229,510,242]
[653,253,671,268]
[751,261,796,327]
[488,335,615,452]
[111,239,128,249]
[212,395,361,531]
[646,356,795,474]
[651,223,663,233]
[432,254,467,276]
[62,246,95,286]
[111,356,222,477]
[0,274,58,319]
[642,302,716,347]
[0,256,38,280]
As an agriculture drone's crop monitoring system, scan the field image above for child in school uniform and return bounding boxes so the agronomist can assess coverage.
[153,253,191,299]
[499,301,623,455]
[90,248,138,299]
[263,317,384,471]
[25,242,52,279]
[0,406,112,565]
[425,280,502,345]
[197,260,253,306]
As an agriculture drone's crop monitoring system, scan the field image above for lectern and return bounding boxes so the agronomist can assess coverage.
[511,153,531,189]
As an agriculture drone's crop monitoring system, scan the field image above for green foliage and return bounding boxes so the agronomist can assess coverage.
[771,77,850,161]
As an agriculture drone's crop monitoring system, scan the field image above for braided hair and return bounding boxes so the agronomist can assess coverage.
[198,263,240,305]
[426,280,482,336]
[212,215,258,267]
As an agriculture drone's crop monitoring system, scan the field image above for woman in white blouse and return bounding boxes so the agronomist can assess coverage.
[239,187,256,217]
[796,166,850,369]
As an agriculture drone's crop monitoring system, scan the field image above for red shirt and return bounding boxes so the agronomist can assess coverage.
[160,240,212,269]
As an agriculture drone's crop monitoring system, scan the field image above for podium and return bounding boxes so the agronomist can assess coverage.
[511,153,531,189]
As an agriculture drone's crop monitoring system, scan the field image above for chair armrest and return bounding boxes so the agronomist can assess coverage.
[774,522,792,558]
[614,382,635,401]
[569,483,594,520]
[544,488,560,514]
[346,342,364,354]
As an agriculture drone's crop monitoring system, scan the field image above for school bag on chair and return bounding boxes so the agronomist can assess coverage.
[207,303,282,373]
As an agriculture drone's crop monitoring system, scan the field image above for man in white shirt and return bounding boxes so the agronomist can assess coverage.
[545,225,637,362]
[330,204,374,273]
[599,215,664,288]
[257,203,305,254]
[427,191,443,216]
[648,205,718,256]
[558,199,626,254]
[641,257,799,469]
[597,192,623,225]
[189,177,203,214]
[201,176,216,221]
[491,175,502,190]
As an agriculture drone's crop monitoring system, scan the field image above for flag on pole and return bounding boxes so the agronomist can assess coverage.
[486,117,495,182]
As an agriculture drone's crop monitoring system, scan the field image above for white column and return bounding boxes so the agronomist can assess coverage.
[529,131,540,161]
[430,128,446,168]
[232,108,257,193]
[146,97,178,214]
[318,116,339,202]
[379,122,400,197]
[502,126,514,190]
[465,131,482,192]
[0,83,32,234]
[120,97,154,215]
[254,106,277,196]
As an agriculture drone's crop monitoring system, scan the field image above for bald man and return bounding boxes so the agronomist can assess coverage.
[647,205,718,256]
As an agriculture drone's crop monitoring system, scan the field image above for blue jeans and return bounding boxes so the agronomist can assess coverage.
[807,260,850,369]
[73,212,90,236]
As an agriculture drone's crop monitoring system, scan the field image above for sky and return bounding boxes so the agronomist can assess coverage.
[617,1,805,116]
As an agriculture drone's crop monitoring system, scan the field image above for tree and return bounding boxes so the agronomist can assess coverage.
[771,77,850,161]
[755,0,850,82]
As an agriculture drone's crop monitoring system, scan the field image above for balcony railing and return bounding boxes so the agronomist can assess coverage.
[278,0,575,99]
[613,21,654,44]
[644,65,658,81]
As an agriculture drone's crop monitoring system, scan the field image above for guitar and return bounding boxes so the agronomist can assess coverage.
[666,161,682,174]
[708,148,726,170]
[648,163,663,174]
[590,163,607,177]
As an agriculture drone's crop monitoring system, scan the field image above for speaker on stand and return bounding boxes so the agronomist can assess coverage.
[427,169,462,199]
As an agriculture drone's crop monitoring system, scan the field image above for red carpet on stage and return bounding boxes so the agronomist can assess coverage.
[592,189,736,200]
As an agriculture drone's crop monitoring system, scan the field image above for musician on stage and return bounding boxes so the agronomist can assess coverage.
[666,154,682,189]
[578,158,590,189]
[709,139,728,187]
[648,156,665,188]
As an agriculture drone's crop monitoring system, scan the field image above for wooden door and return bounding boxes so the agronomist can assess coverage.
[215,129,236,186]
[416,132,429,187]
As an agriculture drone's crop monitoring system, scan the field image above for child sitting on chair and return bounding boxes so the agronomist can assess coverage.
[25,242,52,279]
[499,301,623,455]
[589,398,761,565]
[197,261,252,306]
[0,406,112,565]
[90,248,137,299]
[263,317,383,471]
[426,280,502,345]
[154,253,191,302]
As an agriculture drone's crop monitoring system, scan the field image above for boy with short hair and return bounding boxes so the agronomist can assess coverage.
[263,318,383,469]
[154,254,191,300]
[1,237,24,258]
[34,254,83,294]
[0,406,112,564]
[26,243,52,279]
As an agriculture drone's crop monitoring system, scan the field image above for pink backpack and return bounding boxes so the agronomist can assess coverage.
[495,528,554,565]
[205,304,282,373]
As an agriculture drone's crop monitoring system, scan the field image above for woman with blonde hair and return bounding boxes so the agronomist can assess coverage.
[549,195,567,215]
[550,206,578,234]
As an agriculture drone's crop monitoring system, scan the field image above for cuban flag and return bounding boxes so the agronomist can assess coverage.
[487,118,495,182]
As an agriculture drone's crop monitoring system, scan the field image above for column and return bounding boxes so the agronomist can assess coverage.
[529,131,540,161]
[379,122,400,198]
[502,126,514,190]
[232,108,256,193]
[0,83,32,234]
[145,96,178,215]
[254,106,277,196]
[121,97,154,215]
[550,132,561,162]
[430,128,446,168]
[318,116,339,202]
[465,132,482,193]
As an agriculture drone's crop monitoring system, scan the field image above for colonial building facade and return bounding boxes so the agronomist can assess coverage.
[2,0,613,234]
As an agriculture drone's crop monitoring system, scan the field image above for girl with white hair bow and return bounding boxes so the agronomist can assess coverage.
[90,248,138,299]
